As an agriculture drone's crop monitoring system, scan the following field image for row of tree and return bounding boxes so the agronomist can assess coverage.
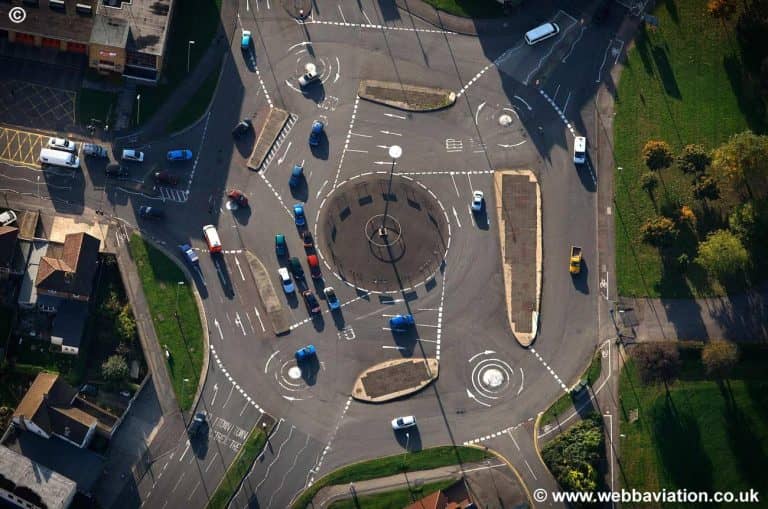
[633,340,740,388]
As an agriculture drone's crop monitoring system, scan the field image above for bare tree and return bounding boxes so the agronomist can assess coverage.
[633,343,681,389]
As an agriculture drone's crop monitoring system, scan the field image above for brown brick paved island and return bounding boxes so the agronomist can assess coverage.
[352,358,439,402]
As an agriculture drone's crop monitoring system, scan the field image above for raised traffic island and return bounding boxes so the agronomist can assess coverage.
[358,80,456,111]
[352,358,439,402]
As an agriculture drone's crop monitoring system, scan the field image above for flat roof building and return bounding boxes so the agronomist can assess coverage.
[0,0,175,82]
[0,444,76,509]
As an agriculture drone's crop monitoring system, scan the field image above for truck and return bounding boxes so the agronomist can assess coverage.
[569,245,583,275]
[39,148,80,169]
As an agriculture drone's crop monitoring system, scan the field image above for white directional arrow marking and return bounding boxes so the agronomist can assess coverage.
[382,345,406,350]
[235,257,245,281]
[282,395,304,401]
[235,312,246,335]
[466,388,492,407]
[468,350,497,363]
[277,141,292,165]
[213,318,224,340]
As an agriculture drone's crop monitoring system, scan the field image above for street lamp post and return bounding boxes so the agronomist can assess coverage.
[36,175,40,201]
[380,145,402,235]
[187,40,195,73]
[175,281,185,317]
[136,94,141,126]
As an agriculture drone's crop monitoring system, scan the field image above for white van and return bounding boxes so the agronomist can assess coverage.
[573,136,587,164]
[202,225,222,253]
[39,148,80,169]
[525,22,560,45]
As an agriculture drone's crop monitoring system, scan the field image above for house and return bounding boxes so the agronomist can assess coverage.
[11,372,119,450]
[0,445,76,509]
[35,232,100,302]
[403,479,475,509]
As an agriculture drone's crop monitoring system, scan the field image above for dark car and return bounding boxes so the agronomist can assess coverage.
[289,256,305,280]
[289,164,304,189]
[154,171,179,186]
[295,344,317,362]
[275,234,287,257]
[79,384,98,396]
[105,164,129,178]
[189,411,207,436]
[139,206,164,219]
[302,290,321,314]
[302,230,314,249]
[179,243,199,265]
[389,314,415,332]
[232,119,252,138]
[309,120,324,147]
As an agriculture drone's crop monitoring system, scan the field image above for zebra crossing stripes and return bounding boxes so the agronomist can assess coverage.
[261,114,298,174]
[156,187,189,202]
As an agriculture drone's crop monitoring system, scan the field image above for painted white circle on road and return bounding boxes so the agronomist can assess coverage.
[288,366,303,379]
[482,368,505,388]
[499,114,513,126]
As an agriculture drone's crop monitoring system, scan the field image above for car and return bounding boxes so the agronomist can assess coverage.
[0,210,17,227]
[323,287,340,310]
[278,267,295,293]
[167,149,193,161]
[139,206,164,219]
[179,244,199,265]
[289,257,305,280]
[309,120,324,147]
[227,189,249,207]
[79,384,98,396]
[190,411,207,436]
[298,62,319,87]
[241,29,252,50]
[83,143,108,158]
[232,119,252,138]
[275,234,287,256]
[105,164,129,178]
[391,415,417,430]
[154,171,179,186]
[47,137,78,153]
[293,203,306,226]
[119,390,132,398]
[573,136,587,165]
[307,254,321,279]
[121,149,145,162]
[302,290,321,314]
[289,164,304,188]
[471,190,484,213]
[302,230,314,249]
[389,314,415,332]
[295,344,317,362]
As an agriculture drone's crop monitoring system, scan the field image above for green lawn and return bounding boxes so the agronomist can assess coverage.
[135,0,222,127]
[328,479,456,509]
[619,344,768,503]
[76,88,117,128]
[421,0,508,18]
[165,63,221,134]
[292,446,491,508]
[129,234,203,411]
[206,427,267,509]
[614,0,768,298]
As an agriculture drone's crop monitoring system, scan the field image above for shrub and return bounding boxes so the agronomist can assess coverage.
[728,202,759,243]
[707,0,736,20]
[702,340,739,379]
[101,355,129,383]
[641,217,678,247]
[633,342,680,386]
[710,131,768,199]
[679,205,696,225]
[677,144,711,174]
[642,140,673,170]
[696,229,750,279]
[692,175,720,201]
[640,171,659,192]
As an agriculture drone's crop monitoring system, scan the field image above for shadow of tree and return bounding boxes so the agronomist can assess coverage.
[721,381,768,489]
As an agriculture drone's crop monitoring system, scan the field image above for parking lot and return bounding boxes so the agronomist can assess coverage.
[0,126,46,168]
[0,79,76,132]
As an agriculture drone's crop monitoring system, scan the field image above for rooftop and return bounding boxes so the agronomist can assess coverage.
[96,0,173,56]
[89,14,130,48]
[36,232,100,299]
[0,0,97,45]
[0,445,76,509]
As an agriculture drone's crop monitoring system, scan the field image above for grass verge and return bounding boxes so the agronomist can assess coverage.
[134,0,222,127]
[541,351,603,427]
[328,479,456,509]
[620,344,768,498]
[129,234,203,411]
[77,89,117,128]
[291,446,491,509]
[206,427,267,509]
[421,0,508,18]
[165,63,220,134]
[613,0,768,298]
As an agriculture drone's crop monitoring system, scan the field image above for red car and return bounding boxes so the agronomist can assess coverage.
[154,171,179,186]
[307,254,321,279]
[227,189,249,207]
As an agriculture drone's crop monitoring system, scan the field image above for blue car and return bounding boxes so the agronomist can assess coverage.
[293,203,306,226]
[275,234,287,256]
[389,314,415,332]
[295,344,317,362]
[309,120,324,147]
[167,149,193,161]
[179,244,199,265]
[289,164,304,188]
[241,30,252,50]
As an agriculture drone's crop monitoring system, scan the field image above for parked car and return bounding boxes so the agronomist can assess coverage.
[167,149,193,161]
[298,62,319,87]
[119,390,132,398]
[47,137,78,153]
[323,287,340,310]
[289,164,304,189]
[179,243,199,265]
[105,164,129,178]
[309,120,324,147]
[79,384,98,396]
[295,344,317,362]
[0,210,17,227]
[302,230,314,249]
[139,206,164,219]
[391,415,416,430]
[275,234,287,256]
[190,411,207,436]
[471,190,484,213]
[278,267,295,293]
[289,257,305,280]
[83,143,108,158]
[307,254,321,279]
[389,314,415,332]
[293,203,306,226]
[153,171,178,186]
[227,189,248,207]
[302,290,321,314]
[241,29,252,51]
[232,119,252,138]
[121,149,144,162]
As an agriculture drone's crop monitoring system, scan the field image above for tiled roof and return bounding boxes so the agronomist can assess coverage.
[36,232,99,299]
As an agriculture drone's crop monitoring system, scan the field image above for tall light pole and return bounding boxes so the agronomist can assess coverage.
[36,175,40,201]
[175,281,185,317]
[187,40,195,73]
[136,94,141,126]
[381,145,402,236]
